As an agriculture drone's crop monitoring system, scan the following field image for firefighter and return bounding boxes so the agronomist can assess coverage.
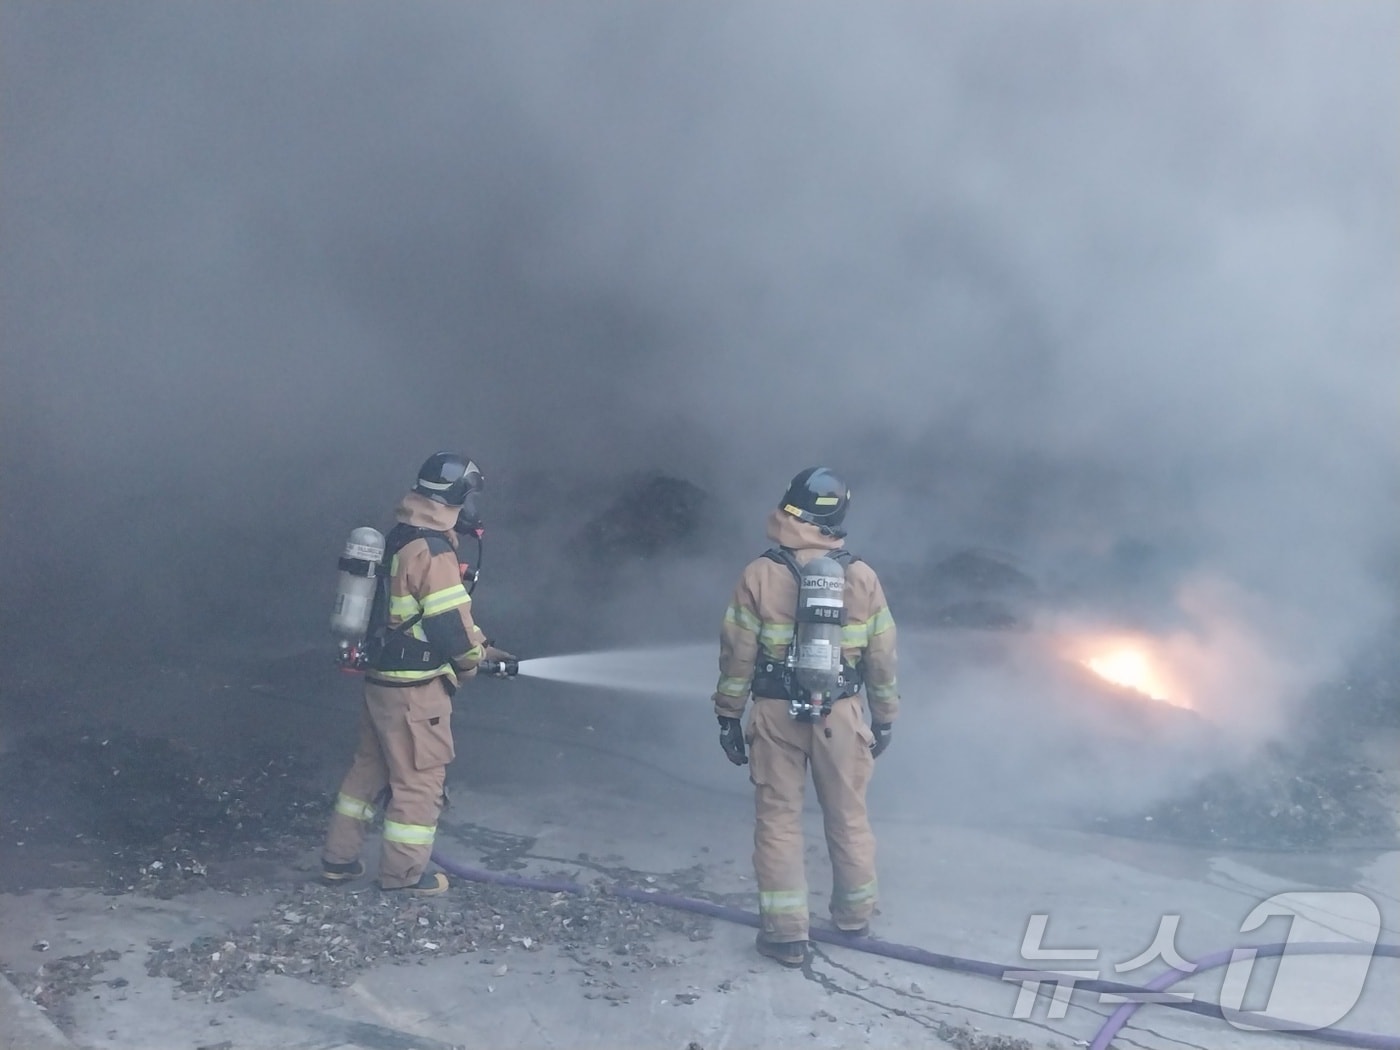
[713,467,898,966]
[321,452,512,895]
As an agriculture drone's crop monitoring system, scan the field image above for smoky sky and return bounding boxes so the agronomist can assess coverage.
[2,3,1396,729]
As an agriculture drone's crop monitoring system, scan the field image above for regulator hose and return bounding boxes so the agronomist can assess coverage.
[431,849,1398,1050]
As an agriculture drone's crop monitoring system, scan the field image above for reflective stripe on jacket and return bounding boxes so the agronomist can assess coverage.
[368,492,487,686]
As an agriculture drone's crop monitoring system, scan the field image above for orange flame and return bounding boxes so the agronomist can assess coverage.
[1070,635,1192,709]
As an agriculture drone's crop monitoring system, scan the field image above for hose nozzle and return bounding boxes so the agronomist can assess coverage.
[479,657,519,678]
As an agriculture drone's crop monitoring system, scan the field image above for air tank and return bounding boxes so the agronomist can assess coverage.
[792,555,846,701]
[330,526,385,644]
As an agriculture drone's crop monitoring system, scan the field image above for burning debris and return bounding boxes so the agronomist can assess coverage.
[1081,647,1178,706]
[1095,664,1400,848]
[144,877,711,1000]
[1065,631,1189,709]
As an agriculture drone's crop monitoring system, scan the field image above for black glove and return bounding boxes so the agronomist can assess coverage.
[870,722,893,759]
[718,716,748,766]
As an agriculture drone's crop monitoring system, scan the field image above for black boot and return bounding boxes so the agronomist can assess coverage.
[755,933,807,968]
[320,858,365,884]
[381,871,449,897]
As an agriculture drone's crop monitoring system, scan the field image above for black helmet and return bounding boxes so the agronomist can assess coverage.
[414,452,483,508]
[779,467,850,535]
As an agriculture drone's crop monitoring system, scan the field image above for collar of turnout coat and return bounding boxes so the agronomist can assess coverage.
[395,490,462,542]
[764,508,845,554]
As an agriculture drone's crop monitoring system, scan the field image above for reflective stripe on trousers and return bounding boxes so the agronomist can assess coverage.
[383,818,436,847]
[759,889,808,917]
[747,695,878,940]
[832,879,878,911]
[322,679,454,888]
[335,792,376,822]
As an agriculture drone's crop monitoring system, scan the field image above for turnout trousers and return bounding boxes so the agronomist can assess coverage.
[747,694,878,942]
[322,678,456,889]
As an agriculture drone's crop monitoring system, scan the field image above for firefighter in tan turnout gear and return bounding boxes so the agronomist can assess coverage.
[713,467,898,967]
[321,452,512,895]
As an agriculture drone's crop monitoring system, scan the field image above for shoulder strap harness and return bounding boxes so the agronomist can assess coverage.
[750,546,865,709]
[364,524,455,676]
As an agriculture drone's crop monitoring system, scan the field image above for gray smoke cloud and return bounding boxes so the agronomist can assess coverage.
[2,3,1395,793]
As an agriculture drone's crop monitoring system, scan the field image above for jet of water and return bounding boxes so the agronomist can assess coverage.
[516,643,717,698]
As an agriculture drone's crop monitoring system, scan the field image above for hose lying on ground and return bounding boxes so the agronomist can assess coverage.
[431,849,1399,1050]
[1089,942,1397,1050]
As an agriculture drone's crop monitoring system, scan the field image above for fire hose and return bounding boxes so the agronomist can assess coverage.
[430,850,1399,1050]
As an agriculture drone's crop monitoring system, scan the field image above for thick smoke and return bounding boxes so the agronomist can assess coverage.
[2,4,1395,811]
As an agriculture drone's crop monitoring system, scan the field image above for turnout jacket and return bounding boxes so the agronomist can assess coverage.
[712,509,899,724]
[367,492,487,688]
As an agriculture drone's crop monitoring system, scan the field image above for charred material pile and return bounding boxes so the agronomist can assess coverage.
[1102,660,1400,849]
[887,548,1039,631]
[575,473,712,565]
[1101,741,1395,848]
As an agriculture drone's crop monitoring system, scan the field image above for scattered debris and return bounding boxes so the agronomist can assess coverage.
[144,876,710,1000]
[1,948,122,1029]
[935,1021,1033,1050]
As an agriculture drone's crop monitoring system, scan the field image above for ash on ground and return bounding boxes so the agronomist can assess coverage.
[145,876,711,1002]
[0,731,327,895]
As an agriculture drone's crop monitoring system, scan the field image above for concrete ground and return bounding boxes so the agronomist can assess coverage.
[1,639,1396,1050]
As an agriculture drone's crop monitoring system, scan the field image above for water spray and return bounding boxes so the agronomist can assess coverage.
[478,644,716,697]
